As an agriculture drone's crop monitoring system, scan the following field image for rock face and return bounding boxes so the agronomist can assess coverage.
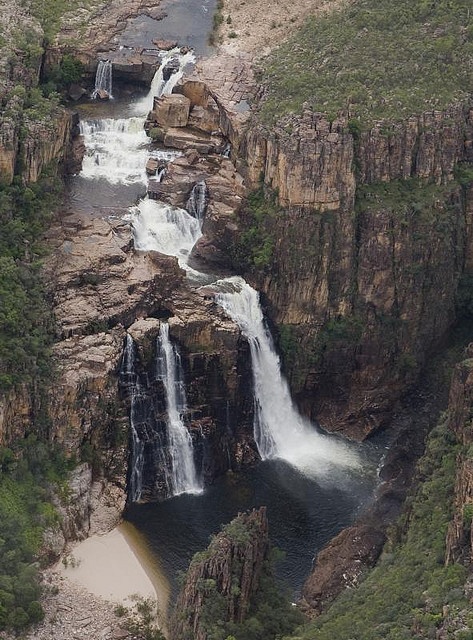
[445,351,473,565]
[119,292,256,502]
[44,213,184,338]
[301,524,386,617]
[193,56,473,438]
[170,508,269,640]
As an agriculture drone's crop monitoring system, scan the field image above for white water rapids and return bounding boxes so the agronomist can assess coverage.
[79,48,194,185]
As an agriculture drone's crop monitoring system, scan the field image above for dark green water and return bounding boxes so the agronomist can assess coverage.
[126,449,383,601]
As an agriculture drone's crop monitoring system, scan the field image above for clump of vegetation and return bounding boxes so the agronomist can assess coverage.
[0,435,72,631]
[0,170,62,391]
[259,0,473,126]
[356,177,459,222]
[181,548,304,640]
[209,0,224,46]
[42,54,85,95]
[231,187,280,272]
[290,415,467,640]
[125,596,165,640]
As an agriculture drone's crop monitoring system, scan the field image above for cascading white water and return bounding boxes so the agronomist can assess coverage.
[80,118,150,184]
[131,199,202,266]
[214,276,360,475]
[156,323,202,496]
[92,60,113,99]
[121,334,145,502]
[134,48,196,115]
[79,48,194,184]
[186,180,208,223]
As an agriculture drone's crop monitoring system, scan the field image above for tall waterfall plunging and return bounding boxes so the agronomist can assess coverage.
[156,324,202,496]
[120,334,145,502]
[214,277,360,475]
[92,60,113,99]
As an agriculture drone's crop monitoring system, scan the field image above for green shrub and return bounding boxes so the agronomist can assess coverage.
[0,435,72,631]
[43,54,85,92]
[0,172,62,391]
[231,187,280,272]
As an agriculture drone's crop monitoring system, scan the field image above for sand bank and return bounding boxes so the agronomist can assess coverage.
[59,522,171,615]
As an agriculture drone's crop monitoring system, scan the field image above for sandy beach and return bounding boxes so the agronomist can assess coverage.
[59,522,170,614]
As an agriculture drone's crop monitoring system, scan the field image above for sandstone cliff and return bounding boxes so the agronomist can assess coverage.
[193,58,473,438]
[445,349,473,565]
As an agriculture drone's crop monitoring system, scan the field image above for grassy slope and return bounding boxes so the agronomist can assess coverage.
[258,0,473,127]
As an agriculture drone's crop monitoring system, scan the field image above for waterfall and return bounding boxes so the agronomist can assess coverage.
[79,47,194,184]
[134,48,196,115]
[120,334,145,502]
[131,199,202,267]
[214,276,360,474]
[79,119,179,184]
[156,323,202,496]
[186,180,209,225]
[92,60,113,99]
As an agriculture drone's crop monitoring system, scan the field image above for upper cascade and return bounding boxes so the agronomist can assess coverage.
[214,276,360,476]
[186,180,209,225]
[156,323,202,496]
[92,60,113,99]
[79,47,195,185]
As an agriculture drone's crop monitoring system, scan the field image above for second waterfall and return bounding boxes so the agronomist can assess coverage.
[156,324,202,496]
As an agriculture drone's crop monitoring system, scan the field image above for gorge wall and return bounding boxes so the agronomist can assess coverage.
[196,85,473,439]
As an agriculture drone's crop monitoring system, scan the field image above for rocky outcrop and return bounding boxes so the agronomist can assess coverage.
[152,94,191,127]
[0,385,33,447]
[44,0,165,73]
[44,214,184,338]
[147,83,227,154]
[170,508,269,640]
[43,463,126,562]
[301,524,386,617]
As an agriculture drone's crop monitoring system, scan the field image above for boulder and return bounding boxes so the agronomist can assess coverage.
[188,102,221,134]
[162,57,180,82]
[152,94,191,128]
[95,89,110,101]
[68,84,87,101]
[174,79,210,107]
[163,127,224,154]
[153,39,177,50]
[145,158,160,175]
